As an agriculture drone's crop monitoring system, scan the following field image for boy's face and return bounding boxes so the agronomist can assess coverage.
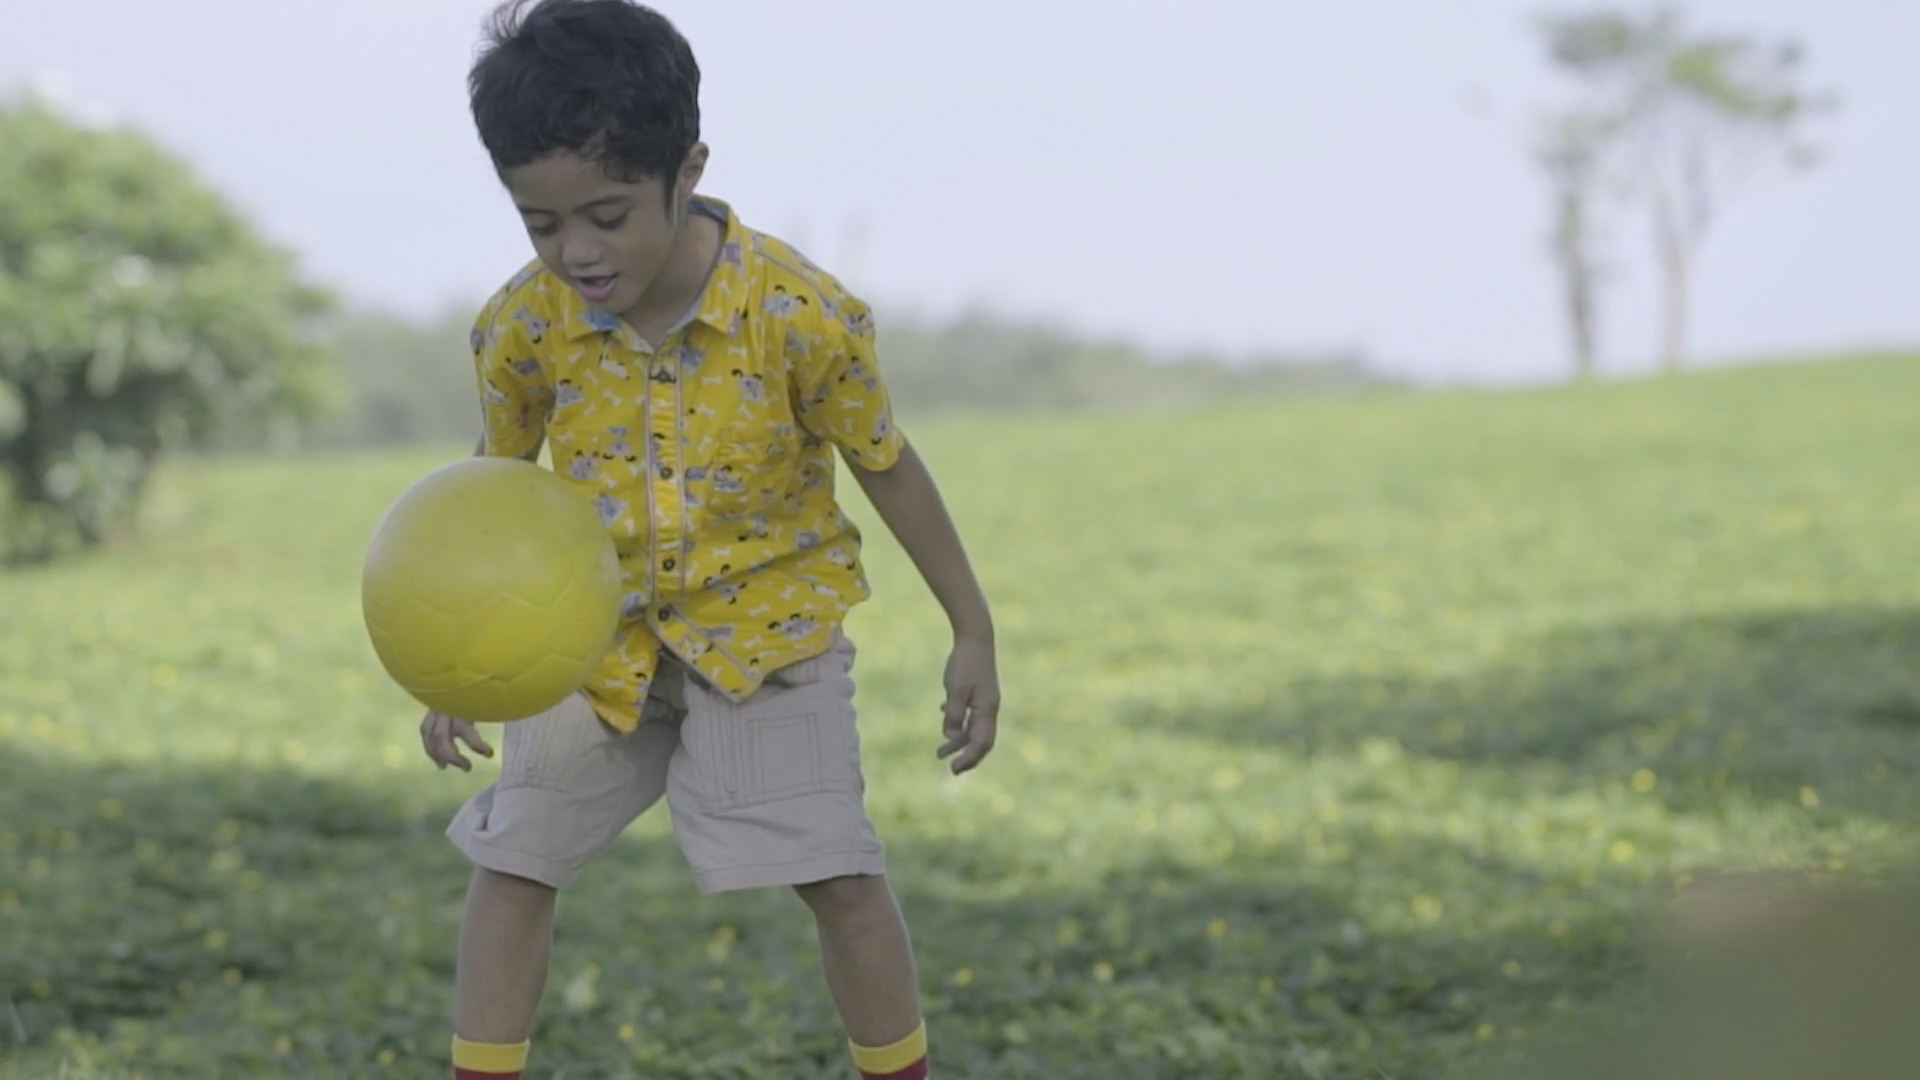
[501,146,707,317]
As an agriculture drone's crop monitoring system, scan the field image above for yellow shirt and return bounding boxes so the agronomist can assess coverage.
[469,196,906,732]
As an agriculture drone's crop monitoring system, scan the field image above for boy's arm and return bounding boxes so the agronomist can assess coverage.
[847,441,992,639]
[792,281,999,772]
[469,302,551,464]
[847,441,1000,774]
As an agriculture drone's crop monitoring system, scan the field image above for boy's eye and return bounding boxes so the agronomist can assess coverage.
[592,214,629,231]
[528,222,559,238]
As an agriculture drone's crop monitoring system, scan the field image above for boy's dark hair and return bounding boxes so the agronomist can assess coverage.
[468,0,701,184]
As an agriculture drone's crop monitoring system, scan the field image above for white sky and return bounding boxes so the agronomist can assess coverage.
[3,0,1914,385]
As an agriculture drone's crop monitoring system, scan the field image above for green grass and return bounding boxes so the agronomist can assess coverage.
[4,352,1920,1079]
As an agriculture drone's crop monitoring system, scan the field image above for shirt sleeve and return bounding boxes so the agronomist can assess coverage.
[792,282,907,471]
[470,304,552,461]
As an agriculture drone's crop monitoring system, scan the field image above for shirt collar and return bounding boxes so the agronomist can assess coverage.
[561,195,748,343]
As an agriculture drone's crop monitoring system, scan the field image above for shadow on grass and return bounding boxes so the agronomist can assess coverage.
[0,742,1654,1080]
[1148,605,1920,824]
[10,608,1920,1076]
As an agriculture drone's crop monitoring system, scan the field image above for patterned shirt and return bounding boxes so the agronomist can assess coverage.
[470,196,905,732]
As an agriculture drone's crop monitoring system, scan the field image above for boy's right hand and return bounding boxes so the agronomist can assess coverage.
[420,710,494,772]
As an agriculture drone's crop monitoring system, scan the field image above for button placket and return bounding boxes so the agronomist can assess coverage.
[647,336,688,598]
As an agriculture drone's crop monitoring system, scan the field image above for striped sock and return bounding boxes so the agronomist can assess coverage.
[451,1035,529,1080]
[850,1021,930,1080]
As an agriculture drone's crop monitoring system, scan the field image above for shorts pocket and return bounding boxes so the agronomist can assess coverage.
[498,696,616,794]
[682,683,856,813]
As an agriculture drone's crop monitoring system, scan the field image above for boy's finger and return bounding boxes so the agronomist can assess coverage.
[459,726,495,757]
[424,728,448,768]
[940,695,968,736]
[429,727,470,771]
[935,693,969,759]
[952,718,998,774]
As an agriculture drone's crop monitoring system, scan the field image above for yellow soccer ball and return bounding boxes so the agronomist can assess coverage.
[361,456,623,723]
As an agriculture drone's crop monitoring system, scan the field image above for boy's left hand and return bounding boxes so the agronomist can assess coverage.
[936,632,1001,775]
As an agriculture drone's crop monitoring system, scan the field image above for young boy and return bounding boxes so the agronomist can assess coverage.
[416,3,1001,1078]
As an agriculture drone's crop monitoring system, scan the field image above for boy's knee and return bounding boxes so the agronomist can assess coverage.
[471,865,560,908]
[795,873,891,924]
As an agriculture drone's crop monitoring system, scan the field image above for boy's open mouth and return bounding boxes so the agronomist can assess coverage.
[576,273,619,303]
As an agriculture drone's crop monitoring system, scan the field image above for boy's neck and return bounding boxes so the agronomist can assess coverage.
[623,200,723,340]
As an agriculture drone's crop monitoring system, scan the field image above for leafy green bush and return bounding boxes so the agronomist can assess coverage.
[0,96,340,563]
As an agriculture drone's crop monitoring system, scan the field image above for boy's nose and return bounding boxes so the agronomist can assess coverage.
[560,236,606,271]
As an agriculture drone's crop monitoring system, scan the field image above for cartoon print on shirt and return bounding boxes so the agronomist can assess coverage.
[470,205,907,726]
[594,494,628,527]
[768,614,819,640]
[513,306,549,343]
[732,369,766,405]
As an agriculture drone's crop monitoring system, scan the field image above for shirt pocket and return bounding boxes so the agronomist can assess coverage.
[701,433,799,521]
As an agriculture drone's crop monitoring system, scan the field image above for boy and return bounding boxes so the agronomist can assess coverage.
[416,3,1001,1078]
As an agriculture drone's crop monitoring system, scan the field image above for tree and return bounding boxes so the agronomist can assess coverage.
[0,95,341,563]
[1537,8,1836,373]
[1533,110,1619,380]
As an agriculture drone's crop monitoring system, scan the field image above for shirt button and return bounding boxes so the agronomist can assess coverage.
[659,465,674,479]
[663,558,677,571]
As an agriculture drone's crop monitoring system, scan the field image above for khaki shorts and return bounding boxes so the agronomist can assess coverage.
[445,633,885,894]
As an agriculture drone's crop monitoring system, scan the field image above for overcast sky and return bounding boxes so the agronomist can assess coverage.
[4,0,1913,385]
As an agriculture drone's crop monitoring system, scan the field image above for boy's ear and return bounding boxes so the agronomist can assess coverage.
[675,142,709,207]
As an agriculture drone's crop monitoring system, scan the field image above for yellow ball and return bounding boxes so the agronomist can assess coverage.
[361,456,623,723]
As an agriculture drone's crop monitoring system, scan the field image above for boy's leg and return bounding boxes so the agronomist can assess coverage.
[444,691,678,1078]
[455,867,556,1045]
[665,634,930,1078]
[796,873,928,1076]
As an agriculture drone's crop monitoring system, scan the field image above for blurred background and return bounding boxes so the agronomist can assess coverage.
[2,2,1918,1078]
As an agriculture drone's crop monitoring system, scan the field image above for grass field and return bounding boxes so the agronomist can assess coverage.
[3,354,1920,1079]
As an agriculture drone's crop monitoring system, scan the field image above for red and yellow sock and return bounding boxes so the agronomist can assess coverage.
[850,1021,930,1080]
[451,1035,529,1080]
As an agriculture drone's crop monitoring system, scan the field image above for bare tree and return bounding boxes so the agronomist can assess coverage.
[1537,8,1836,373]
[1534,111,1618,380]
